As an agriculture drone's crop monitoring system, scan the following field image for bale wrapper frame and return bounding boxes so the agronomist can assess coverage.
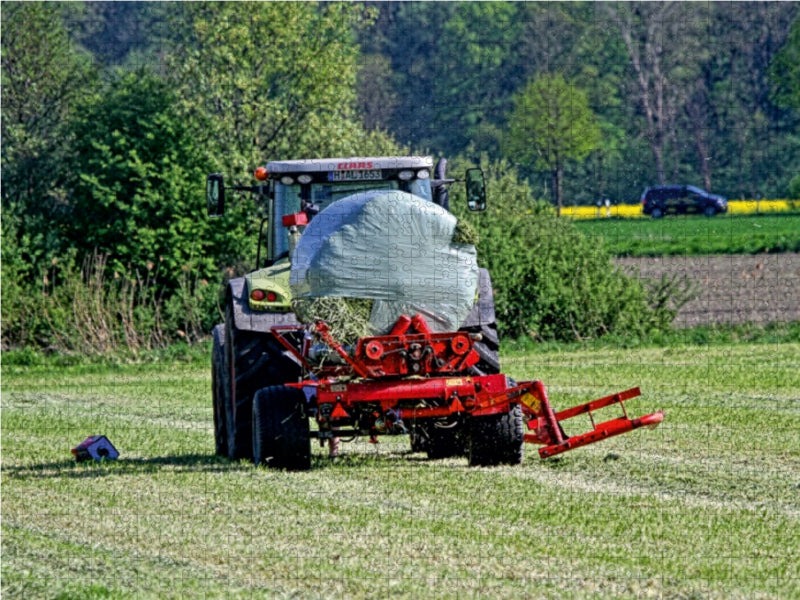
[263,311,663,469]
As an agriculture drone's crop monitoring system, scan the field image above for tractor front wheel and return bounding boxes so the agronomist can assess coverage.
[468,405,524,466]
[252,386,311,470]
[211,324,229,457]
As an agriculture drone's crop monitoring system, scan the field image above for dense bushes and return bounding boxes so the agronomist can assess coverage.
[450,158,682,341]
[0,4,395,354]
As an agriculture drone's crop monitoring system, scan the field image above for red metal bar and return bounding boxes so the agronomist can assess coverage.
[270,325,314,371]
[536,411,664,458]
[317,373,507,408]
[529,380,566,445]
[552,387,641,422]
[314,320,371,378]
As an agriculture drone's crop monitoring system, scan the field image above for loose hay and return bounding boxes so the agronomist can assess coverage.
[453,218,479,245]
[292,297,375,345]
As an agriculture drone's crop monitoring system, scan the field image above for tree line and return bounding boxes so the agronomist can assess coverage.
[2,2,798,352]
[360,2,800,205]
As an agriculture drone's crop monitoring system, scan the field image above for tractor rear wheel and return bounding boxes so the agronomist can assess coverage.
[225,299,301,461]
[410,421,467,459]
[211,324,229,457]
[460,321,501,375]
[468,404,524,467]
[252,386,311,470]
[459,268,501,376]
[425,423,467,459]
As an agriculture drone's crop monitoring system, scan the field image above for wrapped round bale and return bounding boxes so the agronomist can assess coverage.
[290,190,479,341]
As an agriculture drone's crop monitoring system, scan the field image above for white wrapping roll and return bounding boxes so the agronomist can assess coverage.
[290,190,478,333]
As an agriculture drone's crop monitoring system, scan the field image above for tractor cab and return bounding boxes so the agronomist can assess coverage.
[207,156,486,269]
[206,156,486,313]
[265,157,437,264]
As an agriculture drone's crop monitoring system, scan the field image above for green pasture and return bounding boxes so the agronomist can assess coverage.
[573,213,800,256]
[2,341,798,599]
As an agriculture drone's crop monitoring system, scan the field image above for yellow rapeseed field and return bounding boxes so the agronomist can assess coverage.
[560,199,796,219]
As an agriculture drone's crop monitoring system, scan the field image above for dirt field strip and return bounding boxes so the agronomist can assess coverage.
[617,253,800,327]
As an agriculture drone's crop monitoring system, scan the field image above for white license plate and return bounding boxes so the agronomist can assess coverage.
[330,169,382,182]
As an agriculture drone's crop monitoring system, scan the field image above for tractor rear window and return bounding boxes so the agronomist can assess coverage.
[273,177,433,260]
[311,181,401,210]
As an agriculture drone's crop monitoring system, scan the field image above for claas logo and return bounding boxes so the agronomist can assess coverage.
[336,161,374,170]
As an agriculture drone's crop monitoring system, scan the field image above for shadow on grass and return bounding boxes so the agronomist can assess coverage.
[5,447,436,478]
[6,446,572,477]
[4,453,249,480]
[309,447,440,471]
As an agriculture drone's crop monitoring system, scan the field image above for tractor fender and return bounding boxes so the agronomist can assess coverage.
[460,268,497,329]
[226,277,300,333]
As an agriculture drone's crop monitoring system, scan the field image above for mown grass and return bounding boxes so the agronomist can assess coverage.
[2,341,799,599]
[573,213,800,256]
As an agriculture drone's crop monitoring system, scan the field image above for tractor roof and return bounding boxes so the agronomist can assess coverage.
[266,156,433,174]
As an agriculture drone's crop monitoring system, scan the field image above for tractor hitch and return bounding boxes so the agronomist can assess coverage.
[513,382,664,458]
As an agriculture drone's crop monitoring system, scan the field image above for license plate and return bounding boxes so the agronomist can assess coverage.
[329,169,382,182]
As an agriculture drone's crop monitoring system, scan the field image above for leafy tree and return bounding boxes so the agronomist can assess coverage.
[771,16,800,110]
[370,2,458,152]
[504,74,601,216]
[1,3,99,349]
[608,2,708,186]
[357,53,399,131]
[66,2,170,68]
[1,2,96,265]
[705,3,799,199]
[164,2,396,179]
[61,70,248,290]
[432,2,523,155]
[768,13,800,201]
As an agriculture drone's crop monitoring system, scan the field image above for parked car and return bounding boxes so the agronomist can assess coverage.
[641,185,727,218]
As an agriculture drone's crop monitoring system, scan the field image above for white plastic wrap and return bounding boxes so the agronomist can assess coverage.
[290,190,479,333]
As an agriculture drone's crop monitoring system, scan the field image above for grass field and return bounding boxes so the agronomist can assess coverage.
[572,213,800,256]
[2,341,799,599]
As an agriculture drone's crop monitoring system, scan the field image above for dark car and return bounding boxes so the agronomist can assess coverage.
[641,185,727,218]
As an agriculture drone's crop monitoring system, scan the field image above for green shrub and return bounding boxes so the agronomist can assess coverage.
[1,251,215,356]
[449,156,678,341]
[61,69,254,297]
[789,175,800,200]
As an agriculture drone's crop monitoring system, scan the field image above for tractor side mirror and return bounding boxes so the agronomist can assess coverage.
[206,174,225,217]
[465,168,486,212]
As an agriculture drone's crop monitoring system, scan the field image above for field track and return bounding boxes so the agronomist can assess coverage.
[617,252,800,327]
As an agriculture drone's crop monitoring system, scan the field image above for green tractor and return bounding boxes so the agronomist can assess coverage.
[207,157,497,462]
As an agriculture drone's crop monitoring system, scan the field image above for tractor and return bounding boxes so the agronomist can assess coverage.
[207,156,663,469]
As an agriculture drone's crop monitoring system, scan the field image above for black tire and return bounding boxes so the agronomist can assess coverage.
[651,207,664,219]
[409,421,467,459]
[211,324,229,457]
[460,321,501,375]
[468,404,524,467]
[425,423,467,459]
[225,298,301,461]
[460,268,501,376]
[408,426,427,453]
[252,386,311,470]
